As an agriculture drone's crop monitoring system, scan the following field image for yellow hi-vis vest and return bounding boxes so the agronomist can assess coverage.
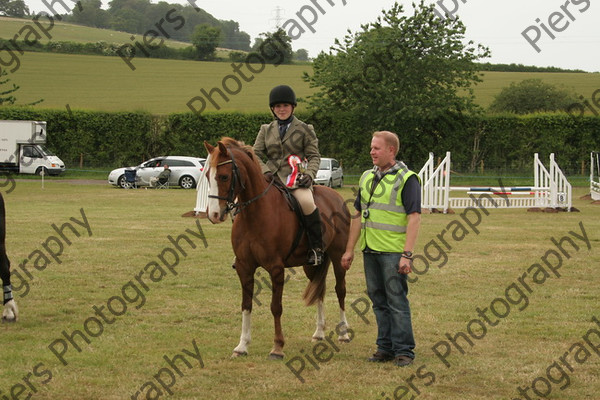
[359,163,418,252]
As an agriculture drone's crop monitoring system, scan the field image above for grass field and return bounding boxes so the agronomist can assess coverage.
[0,180,598,399]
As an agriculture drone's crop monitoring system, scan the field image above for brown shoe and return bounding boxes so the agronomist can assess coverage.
[367,351,394,363]
[394,355,414,367]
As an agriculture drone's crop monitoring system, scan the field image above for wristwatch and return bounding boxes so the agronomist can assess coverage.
[401,251,413,259]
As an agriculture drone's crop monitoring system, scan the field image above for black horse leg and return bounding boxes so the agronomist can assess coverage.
[0,193,17,322]
[1,253,12,304]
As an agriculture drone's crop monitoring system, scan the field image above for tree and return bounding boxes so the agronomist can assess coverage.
[110,8,146,33]
[294,49,309,61]
[178,6,219,42]
[0,0,29,17]
[191,24,221,60]
[303,1,490,145]
[68,0,109,28]
[252,28,293,64]
[488,79,578,114]
[219,20,251,51]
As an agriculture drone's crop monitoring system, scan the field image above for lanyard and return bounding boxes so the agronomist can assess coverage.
[363,173,383,218]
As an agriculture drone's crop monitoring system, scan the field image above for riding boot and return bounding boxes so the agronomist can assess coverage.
[304,208,324,266]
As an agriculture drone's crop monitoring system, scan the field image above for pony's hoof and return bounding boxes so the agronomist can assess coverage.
[311,336,324,342]
[338,337,351,343]
[2,301,18,323]
[231,351,248,358]
[268,353,284,360]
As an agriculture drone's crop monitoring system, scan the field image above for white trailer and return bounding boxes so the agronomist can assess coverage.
[0,120,65,175]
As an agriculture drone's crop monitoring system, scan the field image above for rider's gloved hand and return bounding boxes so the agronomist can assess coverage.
[297,174,312,188]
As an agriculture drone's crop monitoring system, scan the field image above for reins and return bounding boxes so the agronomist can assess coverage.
[208,148,274,216]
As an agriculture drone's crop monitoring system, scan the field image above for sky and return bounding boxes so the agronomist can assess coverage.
[24,0,599,72]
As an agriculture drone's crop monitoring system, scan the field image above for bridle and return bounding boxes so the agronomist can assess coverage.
[208,148,274,216]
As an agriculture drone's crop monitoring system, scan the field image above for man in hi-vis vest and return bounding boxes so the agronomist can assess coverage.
[342,130,421,367]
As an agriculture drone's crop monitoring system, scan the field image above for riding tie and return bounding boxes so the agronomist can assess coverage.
[279,123,289,139]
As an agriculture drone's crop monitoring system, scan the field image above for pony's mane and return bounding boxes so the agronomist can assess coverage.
[220,137,245,149]
[210,137,261,170]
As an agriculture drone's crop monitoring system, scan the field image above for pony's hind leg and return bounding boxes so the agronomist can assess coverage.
[332,254,350,342]
[303,257,330,342]
[337,308,350,343]
[311,299,325,341]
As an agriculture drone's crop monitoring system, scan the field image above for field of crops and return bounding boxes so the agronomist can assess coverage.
[5,51,599,115]
[8,52,313,114]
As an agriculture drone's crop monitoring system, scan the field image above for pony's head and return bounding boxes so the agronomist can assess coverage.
[203,138,261,223]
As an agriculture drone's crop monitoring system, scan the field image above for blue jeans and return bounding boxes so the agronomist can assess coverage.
[363,252,415,358]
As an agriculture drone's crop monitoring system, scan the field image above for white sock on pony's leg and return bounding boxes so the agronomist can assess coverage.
[337,308,350,342]
[3,285,18,322]
[232,309,251,357]
[312,299,325,341]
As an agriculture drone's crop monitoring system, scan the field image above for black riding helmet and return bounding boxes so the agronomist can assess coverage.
[269,85,297,107]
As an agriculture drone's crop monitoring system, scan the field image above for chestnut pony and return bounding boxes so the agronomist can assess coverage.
[204,138,350,359]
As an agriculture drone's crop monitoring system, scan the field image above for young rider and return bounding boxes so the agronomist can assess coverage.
[253,85,324,266]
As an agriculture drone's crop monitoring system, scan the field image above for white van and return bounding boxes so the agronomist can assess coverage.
[0,120,65,175]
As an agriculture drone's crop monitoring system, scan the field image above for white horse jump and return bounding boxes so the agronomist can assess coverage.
[418,152,572,213]
[591,151,600,201]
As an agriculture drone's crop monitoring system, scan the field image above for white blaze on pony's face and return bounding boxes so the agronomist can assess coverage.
[206,162,223,223]
[203,141,224,224]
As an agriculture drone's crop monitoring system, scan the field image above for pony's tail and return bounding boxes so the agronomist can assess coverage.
[302,256,330,306]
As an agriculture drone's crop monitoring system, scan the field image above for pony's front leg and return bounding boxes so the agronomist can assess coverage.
[232,309,251,357]
[2,285,18,322]
[232,268,254,358]
[268,267,285,360]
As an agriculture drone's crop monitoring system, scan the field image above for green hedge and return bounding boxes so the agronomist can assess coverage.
[0,107,598,173]
[0,38,190,61]
[0,108,152,167]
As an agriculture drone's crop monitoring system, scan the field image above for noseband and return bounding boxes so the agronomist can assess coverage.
[208,148,274,216]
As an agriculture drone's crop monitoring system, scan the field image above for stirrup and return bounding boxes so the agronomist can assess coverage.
[307,248,324,266]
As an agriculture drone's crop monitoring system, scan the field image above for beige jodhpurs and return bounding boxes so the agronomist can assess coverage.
[291,187,316,215]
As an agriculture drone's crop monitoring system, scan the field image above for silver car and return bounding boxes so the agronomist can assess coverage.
[315,157,343,188]
[108,156,205,189]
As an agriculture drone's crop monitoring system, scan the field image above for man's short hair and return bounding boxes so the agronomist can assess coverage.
[373,131,400,156]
